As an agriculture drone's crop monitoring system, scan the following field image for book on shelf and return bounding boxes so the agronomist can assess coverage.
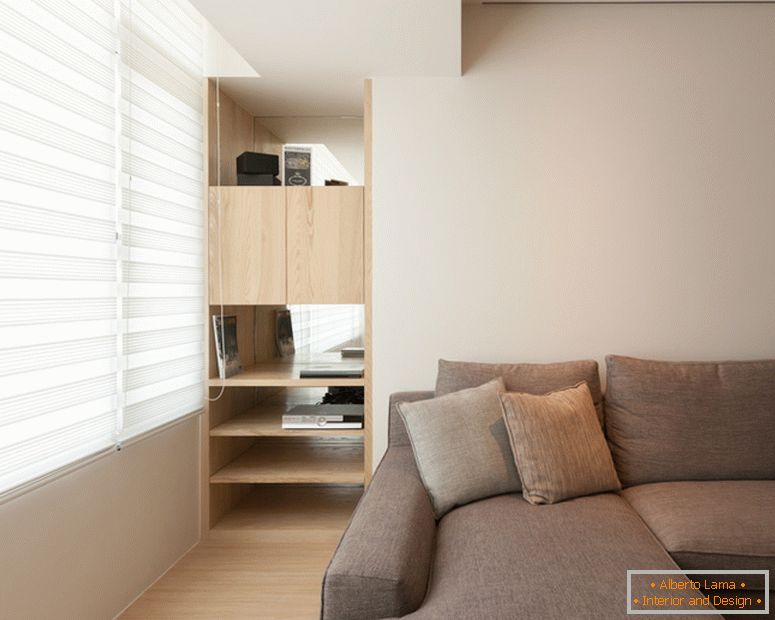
[212,314,242,379]
[340,347,364,358]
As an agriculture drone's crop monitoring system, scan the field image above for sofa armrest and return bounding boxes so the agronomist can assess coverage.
[388,390,434,447]
[322,446,435,620]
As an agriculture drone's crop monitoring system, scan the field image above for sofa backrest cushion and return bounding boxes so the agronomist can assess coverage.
[435,358,603,425]
[605,355,775,487]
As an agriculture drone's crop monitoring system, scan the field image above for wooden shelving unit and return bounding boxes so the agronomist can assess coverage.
[204,197,370,533]
[202,79,372,533]
[205,303,368,528]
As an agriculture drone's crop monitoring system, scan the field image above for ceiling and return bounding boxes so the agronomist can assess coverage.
[191,0,462,117]
[195,0,747,117]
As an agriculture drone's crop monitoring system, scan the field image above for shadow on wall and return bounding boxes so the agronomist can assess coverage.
[463,5,530,74]
[463,4,622,75]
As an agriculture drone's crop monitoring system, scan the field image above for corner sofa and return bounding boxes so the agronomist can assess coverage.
[321,355,775,619]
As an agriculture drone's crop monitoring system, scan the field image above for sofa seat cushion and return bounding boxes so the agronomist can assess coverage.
[622,481,775,590]
[401,493,717,619]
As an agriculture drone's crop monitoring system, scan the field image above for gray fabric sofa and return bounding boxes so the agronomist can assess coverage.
[322,356,775,619]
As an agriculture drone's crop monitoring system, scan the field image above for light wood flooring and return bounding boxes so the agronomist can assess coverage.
[120,486,361,620]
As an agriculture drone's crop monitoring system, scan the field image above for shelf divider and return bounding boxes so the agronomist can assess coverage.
[210,442,365,485]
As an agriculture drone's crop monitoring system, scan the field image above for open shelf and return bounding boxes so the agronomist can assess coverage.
[210,442,364,484]
[208,353,365,388]
[210,405,364,438]
[215,485,363,536]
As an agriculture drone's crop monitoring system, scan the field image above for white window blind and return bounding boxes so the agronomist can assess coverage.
[0,0,119,494]
[119,0,204,439]
[289,305,364,354]
[0,0,204,495]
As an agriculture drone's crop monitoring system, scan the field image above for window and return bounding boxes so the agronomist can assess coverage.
[289,305,364,354]
[0,0,204,495]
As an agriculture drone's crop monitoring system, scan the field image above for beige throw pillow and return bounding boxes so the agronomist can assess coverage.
[397,378,520,518]
[501,382,621,505]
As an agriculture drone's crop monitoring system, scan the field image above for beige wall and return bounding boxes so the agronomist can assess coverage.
[371,3,775,464]
[0,417,200,620]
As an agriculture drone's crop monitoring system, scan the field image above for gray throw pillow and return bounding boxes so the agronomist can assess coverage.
[397,378,519,518]
[501,382,621,505]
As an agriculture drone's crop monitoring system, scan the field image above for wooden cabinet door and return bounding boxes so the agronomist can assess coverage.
[286,187,364,304]
[208,187,286,304]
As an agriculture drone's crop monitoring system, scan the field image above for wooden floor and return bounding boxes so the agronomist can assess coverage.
[120,486,361,620]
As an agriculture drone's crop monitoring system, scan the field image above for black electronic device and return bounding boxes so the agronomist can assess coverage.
[236,151,279,176]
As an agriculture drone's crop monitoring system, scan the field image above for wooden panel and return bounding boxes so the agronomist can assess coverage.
[207,81,255,186]
[208,435,255,527]
[209,436,255,474]
[255,386,327,407]
[216,486,362,539]
[210,405,363,438]
[210,441,364,484]
[286,187,364,304]
[209,187,286,305]
[253,305,284,362]
[207,386,256,429]
[201,79,211,536]
[120,486,361,620]
[253,119,283,158]
[363,79,374,483]
[207,387,257,528]
[208,483,251,530]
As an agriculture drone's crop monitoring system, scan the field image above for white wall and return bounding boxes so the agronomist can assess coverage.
[0,417,200,620]
[372,3,775,464]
